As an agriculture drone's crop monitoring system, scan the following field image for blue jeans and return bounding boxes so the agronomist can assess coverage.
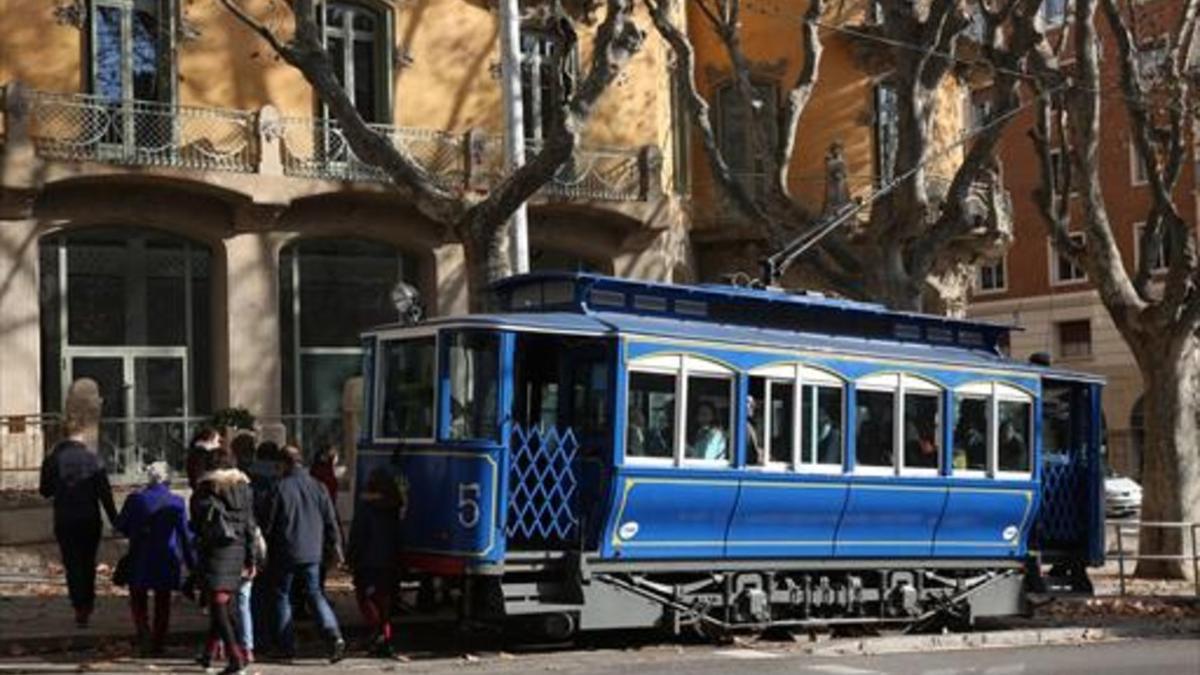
[272,563,341,652]
[236,578,253,651]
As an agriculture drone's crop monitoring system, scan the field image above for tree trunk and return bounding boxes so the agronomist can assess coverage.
[1134,344,1200,579]
[460,221,513,313]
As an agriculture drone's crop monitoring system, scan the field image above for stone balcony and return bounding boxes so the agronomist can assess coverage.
[0,84,664,209]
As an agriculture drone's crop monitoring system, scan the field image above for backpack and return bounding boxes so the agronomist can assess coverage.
[199,498,237,547]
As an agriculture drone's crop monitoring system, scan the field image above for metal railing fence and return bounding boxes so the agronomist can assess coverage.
[1108,520,1200,597]
[24,91,257,173]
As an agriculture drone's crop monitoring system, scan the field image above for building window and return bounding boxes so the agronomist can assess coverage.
[976,256,1006,294]
[280,239,422,449]
[1130,143,1150,186]
[1049,147,1078,201]
[669,64,692,195]
[1041,0,1069,26]
[90,0,173,103]
[322,1,389,123]
[1134,221,1174,273]
[520,29,575,142]
[716,82,779,200]
[1056,319,1092,359]
[1050,232,1087,284]
[39,228,211,479]
[874,81,899,186]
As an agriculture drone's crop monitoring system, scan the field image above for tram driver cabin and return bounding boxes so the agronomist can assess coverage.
[355,273,1105,636]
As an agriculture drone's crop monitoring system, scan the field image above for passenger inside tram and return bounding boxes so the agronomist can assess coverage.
[687,402,728,460]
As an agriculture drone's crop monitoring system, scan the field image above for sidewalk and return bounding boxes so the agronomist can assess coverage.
[0,567,366,656]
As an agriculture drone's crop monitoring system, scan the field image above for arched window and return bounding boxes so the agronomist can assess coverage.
[625,354,734,466]
[747,364,844,472]
[39,227,211,478]
[855,373,943,475]
[279,238,421,448]
[952,381,1034,477]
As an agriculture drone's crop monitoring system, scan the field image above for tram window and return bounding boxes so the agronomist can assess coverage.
[685,375,733,462]
[801,385,843,466]
[855,390,895,468]
[998,399,1032,472]
[379,337,435,439]
[747,378,767,464]
[748,376,794,466]
[627,371,675,459]
[953,396,989,471]
[768,382,795,464]
[446,331,500,441]
[903,391,941,470]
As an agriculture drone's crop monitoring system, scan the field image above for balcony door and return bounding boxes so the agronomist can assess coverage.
[316,1,390,168]
[89,0,175,158]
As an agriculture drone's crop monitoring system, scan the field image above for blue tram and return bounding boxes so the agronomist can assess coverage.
[355,272,1105,636]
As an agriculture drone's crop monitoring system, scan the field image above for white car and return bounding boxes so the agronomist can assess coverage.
[1104,472,1143,519]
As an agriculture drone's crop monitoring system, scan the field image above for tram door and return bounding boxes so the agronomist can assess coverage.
[509,334,614,551]
[1036,378,1105,566]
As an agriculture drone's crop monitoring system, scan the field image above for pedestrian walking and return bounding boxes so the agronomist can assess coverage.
[248,441,281,654]
[114,461,195,655]
[308,443,340,595]
[191,446,259,675]
[263,445,346,663]
[347,467,403,658]
[38,385,118,628]
[228,433,260,663]
[186,427,221,490]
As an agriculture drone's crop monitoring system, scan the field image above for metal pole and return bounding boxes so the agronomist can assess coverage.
[1191,523,1198,598]
[1116,524,1126,596]
[498,0,529,274]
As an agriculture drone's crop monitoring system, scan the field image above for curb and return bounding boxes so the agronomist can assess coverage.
[801,620,1200,657]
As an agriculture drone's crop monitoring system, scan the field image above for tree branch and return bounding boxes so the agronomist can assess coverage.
[645,0,769,221]
[773,0,825,197]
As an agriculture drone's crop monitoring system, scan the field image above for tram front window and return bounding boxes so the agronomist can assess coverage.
[447,331,500,441]
[627,371,675,459]
[380,337,435,438]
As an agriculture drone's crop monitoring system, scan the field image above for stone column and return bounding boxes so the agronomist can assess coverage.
[431,242,469,317]
[0,217,44,489]
[0,83,47,488]
[214,228,286,420]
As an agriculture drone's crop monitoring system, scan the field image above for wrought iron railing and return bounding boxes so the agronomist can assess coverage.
[278,117,466,188]
[23,91,257,173]
[1108,520,1200,597]
[5,87,656,202]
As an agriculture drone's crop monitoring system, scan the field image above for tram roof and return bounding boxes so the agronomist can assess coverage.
[370,273,1103,383]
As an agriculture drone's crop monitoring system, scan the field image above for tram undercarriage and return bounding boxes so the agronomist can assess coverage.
[460,557,1029,639]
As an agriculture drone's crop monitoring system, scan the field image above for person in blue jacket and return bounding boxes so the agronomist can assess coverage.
[115,461,195,655]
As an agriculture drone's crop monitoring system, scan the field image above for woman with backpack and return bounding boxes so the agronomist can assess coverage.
[115,461,194,655]
[190,446,259,675]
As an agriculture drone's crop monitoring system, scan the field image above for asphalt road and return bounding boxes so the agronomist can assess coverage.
[0,637,1196,674]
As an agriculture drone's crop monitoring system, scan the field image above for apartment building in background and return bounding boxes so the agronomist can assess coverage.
[966,0,1199,480]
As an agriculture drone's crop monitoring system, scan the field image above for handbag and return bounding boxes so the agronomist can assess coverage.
[112,553,131,587]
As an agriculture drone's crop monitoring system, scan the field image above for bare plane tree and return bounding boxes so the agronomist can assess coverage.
[1028,0,1199,578]
[218,0,645,309]
[648,0,1045,313]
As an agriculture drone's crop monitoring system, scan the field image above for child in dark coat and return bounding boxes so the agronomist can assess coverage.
[347,467,404,658]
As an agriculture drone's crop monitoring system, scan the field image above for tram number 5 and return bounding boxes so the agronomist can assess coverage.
[457,483,481,529]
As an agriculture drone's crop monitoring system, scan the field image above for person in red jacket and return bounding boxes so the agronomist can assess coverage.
[308,444,338,504]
